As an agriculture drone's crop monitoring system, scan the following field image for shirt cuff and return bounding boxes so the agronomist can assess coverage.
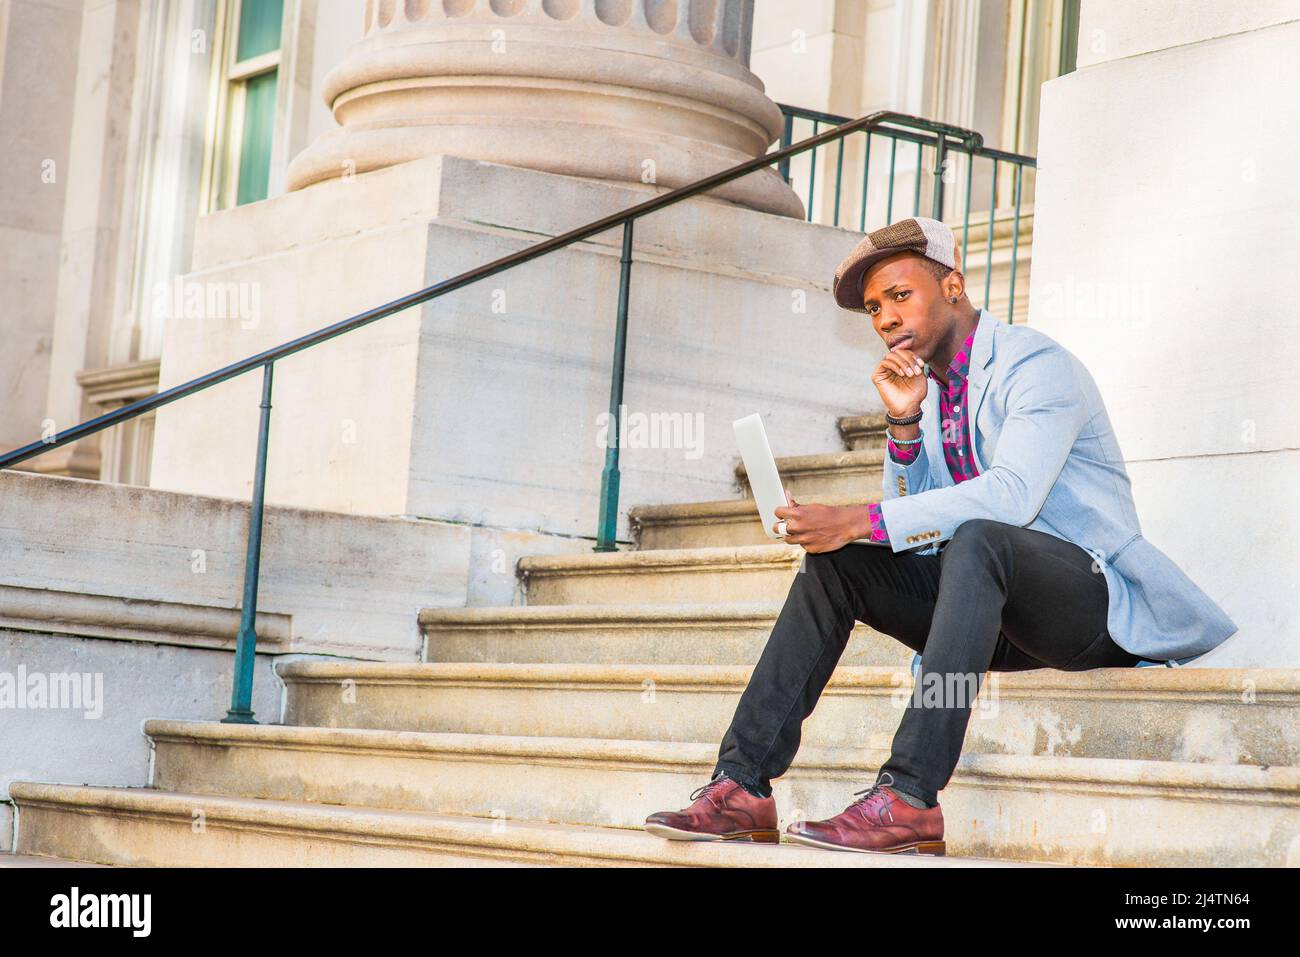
[887,436,921,466]
[867,501,889,543]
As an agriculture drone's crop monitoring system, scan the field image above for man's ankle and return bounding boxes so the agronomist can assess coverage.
[889,786,934,809]
[714,768,770,800]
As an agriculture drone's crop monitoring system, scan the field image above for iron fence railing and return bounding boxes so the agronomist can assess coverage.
[777,104,1036,323]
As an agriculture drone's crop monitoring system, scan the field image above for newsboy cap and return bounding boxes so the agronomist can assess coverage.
[832,216,960,312]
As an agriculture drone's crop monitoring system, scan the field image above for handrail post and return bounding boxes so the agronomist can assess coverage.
[983,158,999,309]
[777,111,794,184]
[223,362,274,723]
[594,221,634,552]
[931,134,947,221]
[1007,162,1025,324]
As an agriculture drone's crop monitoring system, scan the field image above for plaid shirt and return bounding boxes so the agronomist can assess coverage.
[866,325,979,543]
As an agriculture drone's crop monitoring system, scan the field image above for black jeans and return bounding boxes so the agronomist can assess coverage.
[714,518,1146,806]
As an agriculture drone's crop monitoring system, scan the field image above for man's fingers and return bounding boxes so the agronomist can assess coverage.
[877,356,910,380]
[885,345,923,367]
[774,516,802,536]
[881,352,924,378]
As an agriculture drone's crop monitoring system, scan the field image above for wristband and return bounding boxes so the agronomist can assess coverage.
[884,408,923,426]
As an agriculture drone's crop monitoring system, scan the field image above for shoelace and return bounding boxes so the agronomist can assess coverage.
[849,772,897,823]
[690,777,734,805]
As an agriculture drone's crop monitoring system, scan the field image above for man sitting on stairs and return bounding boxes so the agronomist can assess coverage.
[643,215,1239,855]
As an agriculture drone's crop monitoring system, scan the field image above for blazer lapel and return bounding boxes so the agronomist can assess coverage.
[965,309,998,474]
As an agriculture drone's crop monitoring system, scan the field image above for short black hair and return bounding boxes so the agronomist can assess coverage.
[915,255,955,286]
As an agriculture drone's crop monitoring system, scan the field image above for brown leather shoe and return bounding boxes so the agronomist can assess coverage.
[784,777,945,855]
[644,775,780,843]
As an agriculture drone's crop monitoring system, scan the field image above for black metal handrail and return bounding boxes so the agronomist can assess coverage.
[0,109,1034,724]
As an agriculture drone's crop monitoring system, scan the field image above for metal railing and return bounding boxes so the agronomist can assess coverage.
[0,110,1035,724]
[777,104,1036,323]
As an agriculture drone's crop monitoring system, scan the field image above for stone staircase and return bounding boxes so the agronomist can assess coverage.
[10,415,1300,866]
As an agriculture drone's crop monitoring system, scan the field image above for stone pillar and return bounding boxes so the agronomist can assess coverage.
[1027,0,1300,666]
[149,0,881,576]
[30,0,143,479]
[285,0,802,217]
[0,0,83,464]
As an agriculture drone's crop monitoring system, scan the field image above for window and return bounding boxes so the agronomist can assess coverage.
[1000,0,1081,159]
[1059,0,1081,76]
[202,0,285,210]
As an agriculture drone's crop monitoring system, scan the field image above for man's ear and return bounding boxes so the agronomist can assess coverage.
[944,270,967,302]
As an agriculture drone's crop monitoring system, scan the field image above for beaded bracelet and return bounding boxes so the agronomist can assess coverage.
[887,426,924,445]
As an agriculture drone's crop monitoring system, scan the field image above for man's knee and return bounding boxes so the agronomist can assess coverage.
[942,518,1015,564]
[792,548,863,599]
[796,549,839,581]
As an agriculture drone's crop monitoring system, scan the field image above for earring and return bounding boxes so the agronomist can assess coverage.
[948,296,958,304]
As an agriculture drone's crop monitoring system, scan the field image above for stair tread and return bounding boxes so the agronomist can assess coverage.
[419,600,788,623]
[518,543,803,569]
[0,852,108,868]
[133,721,1300,791]
[630,494,871,520]
[10,782,1043,868]
[838,412,889,430]
[278,658,1300,695]
[737,448,884,478]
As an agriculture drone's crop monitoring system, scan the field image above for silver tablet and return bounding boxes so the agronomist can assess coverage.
[733,413,787,540]
[733,412,888,546]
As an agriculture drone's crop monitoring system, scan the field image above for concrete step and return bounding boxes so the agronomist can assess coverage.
[838,412,889,453]
[123,720,1300,866]
[629,493,871,549]
[418,601,912,666]
[9,782,1033,868]
[278,661,1300,767]
[517,544,805,605]
[737,449,884,500]
[0,852,107,868]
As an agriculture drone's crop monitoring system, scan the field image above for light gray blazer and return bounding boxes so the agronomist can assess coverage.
[877,308,1237,664]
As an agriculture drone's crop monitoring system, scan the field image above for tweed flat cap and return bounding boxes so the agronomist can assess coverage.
[832,216,960,312]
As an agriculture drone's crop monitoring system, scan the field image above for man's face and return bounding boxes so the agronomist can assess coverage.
[860,251,948,360]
